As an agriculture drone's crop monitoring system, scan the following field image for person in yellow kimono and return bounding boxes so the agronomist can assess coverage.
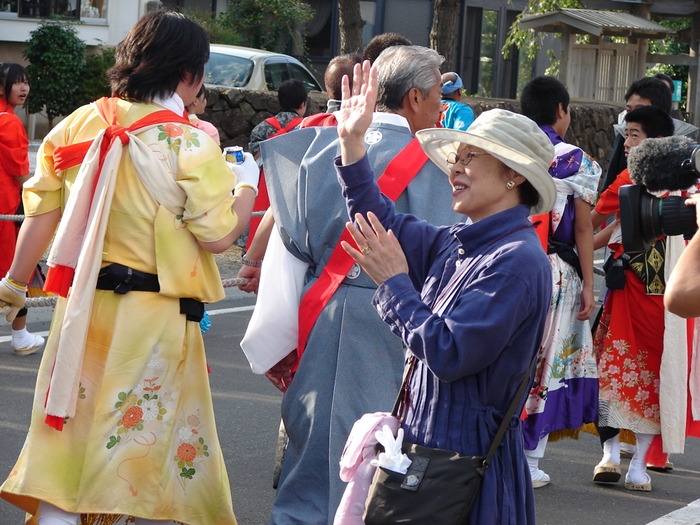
[0,8,257,525]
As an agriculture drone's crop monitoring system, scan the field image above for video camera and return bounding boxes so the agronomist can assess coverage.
[618,136,700,253]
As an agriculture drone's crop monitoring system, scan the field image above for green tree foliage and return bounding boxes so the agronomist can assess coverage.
[504,0,584,74]
[74,44,116,108]
[648,17,692,111]
[185,8,243,46]
[218,0,314,53]
[23,19,85,127]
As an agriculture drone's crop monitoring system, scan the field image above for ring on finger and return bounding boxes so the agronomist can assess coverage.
[361,246,372,256]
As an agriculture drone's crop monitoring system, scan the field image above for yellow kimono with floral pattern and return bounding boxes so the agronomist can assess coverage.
[1,100,239,525]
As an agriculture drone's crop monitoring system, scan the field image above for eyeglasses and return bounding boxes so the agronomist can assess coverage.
[446,150,488,168]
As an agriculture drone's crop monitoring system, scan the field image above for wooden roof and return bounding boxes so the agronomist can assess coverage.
[519,8,676,38]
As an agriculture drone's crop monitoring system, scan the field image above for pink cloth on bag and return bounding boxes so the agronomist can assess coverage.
[334,412,400,525]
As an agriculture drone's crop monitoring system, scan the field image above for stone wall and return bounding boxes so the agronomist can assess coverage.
[203,88,625,172]
[203,88,328,150]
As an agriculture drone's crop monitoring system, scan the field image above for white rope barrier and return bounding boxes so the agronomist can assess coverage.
[1,211,267,222]
[0,214,24,222]
[25,296,59,308]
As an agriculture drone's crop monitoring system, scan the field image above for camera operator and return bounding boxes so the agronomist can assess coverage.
[665,192,700,317]
[589,106,679,491]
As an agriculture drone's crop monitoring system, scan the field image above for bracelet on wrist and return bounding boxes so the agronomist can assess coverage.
[6,274,28,289]
[241,257,263,268]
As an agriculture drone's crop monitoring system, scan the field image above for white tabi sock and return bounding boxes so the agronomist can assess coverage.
[601,434,620,466]
[524,434,549,474]
[628,433,654,483]
[11,327,33,348]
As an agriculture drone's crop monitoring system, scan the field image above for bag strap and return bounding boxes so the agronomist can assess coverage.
[483,352,537,467]
[294,138,429,372]
[392,351,537,469]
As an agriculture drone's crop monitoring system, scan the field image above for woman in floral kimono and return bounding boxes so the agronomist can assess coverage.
[0,9,257,525]
[520,76,602,488]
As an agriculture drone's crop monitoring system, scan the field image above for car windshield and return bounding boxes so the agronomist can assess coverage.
[205,53,254,88]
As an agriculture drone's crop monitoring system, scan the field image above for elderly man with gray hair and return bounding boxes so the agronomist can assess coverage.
[240,45,462,524]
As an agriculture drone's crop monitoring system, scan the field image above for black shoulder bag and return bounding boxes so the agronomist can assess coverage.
[363,353,537,525]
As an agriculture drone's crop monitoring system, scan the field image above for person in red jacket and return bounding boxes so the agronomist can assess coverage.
[0,62,44,356]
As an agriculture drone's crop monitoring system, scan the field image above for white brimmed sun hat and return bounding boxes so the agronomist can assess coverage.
[416,108,556,215]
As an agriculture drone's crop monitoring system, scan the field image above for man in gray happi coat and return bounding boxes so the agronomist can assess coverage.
[241,45,463,524]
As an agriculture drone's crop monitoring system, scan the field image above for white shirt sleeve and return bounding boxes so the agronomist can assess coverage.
[240,225,309,374]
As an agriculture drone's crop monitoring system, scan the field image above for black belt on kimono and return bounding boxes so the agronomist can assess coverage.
[547,237,583,280]
[96,263,204,322]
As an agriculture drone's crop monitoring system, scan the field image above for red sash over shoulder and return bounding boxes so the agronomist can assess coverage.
[294,138,429,372]
[45,98,189,298]
[300,112,338,128]
[42,98,188,430]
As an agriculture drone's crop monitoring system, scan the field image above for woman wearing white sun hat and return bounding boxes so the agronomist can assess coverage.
[333,62,556,524]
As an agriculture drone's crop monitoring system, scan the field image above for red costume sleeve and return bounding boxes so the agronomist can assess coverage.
[595,168,632,216]
[0,111,30,177]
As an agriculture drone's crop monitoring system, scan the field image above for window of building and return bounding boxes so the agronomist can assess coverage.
[11,0,107,19]
[460,4,523,100]
[1,0,17,12]
[360,1,376,49]
[477,9,498,97]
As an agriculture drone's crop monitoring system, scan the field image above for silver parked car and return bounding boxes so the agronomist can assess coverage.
[205,44,324,92]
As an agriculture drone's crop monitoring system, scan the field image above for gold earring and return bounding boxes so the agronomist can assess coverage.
[506,180,515,190]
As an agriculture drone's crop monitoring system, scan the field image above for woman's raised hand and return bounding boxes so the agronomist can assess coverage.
[337,60,378,166]
[341,212,408,286]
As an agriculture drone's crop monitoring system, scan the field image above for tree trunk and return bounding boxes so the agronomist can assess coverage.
[338,0,365,54]
[430,0,462,71]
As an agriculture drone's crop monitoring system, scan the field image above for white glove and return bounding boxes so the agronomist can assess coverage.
[228,152,260,195]
[370,425,412,474]
[0,277,27,323]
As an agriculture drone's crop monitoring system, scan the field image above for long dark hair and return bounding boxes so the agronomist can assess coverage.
[0,62,29,109]
[107,8,209,102]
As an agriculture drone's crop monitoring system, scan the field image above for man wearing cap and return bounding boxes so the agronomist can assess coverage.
[440,72,475,130]
[240,46,462,524]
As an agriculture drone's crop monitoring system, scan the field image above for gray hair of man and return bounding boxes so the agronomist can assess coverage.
[374,45,444,112]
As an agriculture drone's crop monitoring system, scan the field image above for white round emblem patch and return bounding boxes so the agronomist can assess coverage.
[364,130,383,145]
[346,263,361,280]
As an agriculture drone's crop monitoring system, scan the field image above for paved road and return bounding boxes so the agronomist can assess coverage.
[1,276,700,525]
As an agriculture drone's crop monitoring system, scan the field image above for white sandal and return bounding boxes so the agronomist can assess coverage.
[625,471,652,492]
[593,462,621,483]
